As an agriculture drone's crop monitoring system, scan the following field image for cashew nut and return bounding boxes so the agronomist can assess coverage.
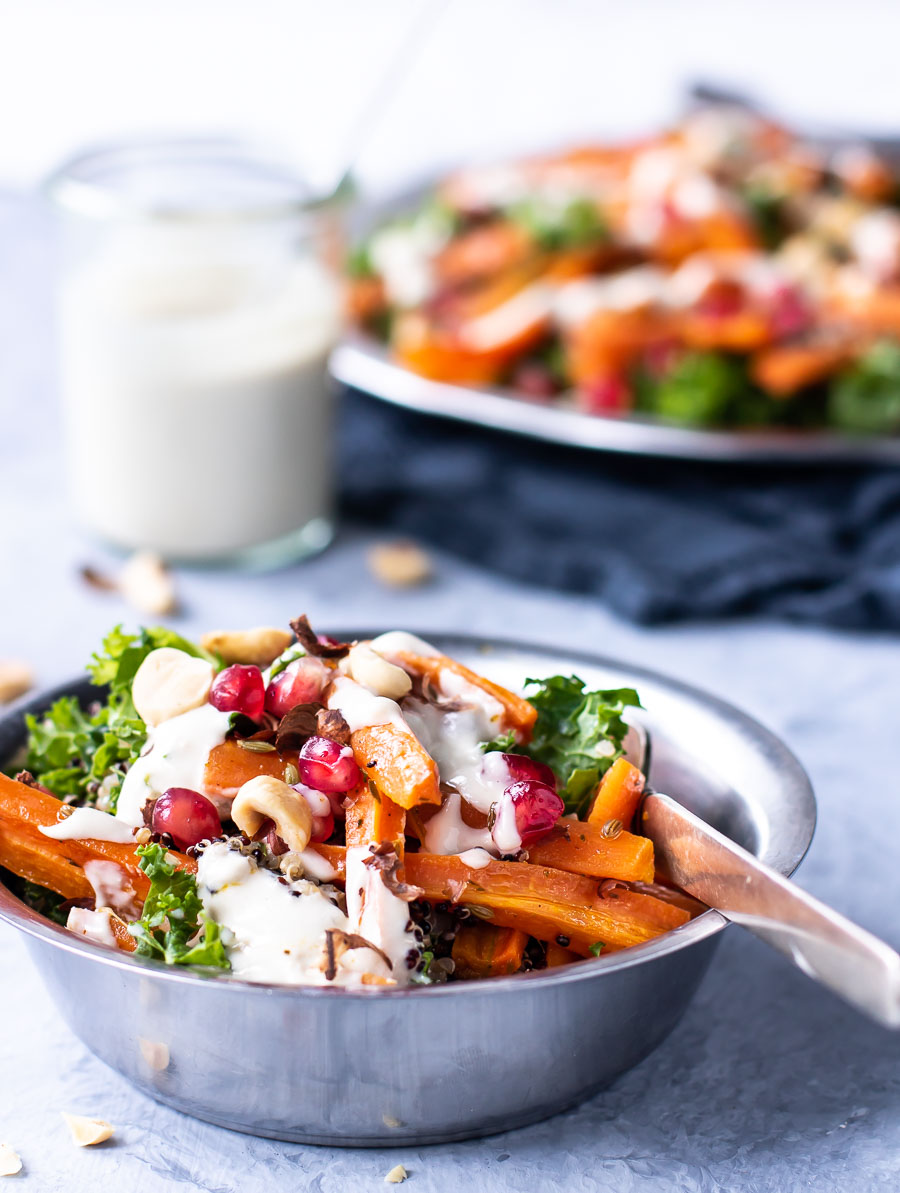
[346,643,412,700]
[231,775,313,854]
[131,648,215,727]
[200,626,293,667]
[61,1113,114,1147]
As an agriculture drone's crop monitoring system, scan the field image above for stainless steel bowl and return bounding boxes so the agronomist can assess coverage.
[0,634,815,1146]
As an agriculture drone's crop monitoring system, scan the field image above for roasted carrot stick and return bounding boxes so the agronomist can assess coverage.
[527,818,654,884]
[204,739,300,799]
[344,781,406,858]
[543,939,580,967]
[396,652,537,738]
[451,922,528,979]
[351,724,441,810]
[0,773,195,904]
[308,845,688,954]
[587,758,646,831]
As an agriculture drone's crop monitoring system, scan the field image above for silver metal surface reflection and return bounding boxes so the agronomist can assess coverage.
[0,634,815,1145]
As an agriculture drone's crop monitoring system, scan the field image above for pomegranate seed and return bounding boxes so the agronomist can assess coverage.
[293,783,335,843]
[768,283,811,338]
[210,664,265,720]
[506,780,564,848]
[579,375,632,416]
[502,753,557,789]
[696,279,745,320]
[265,657,328,718]
[152,788,221,851]
[297,735,361,794]
[512,362,558,401]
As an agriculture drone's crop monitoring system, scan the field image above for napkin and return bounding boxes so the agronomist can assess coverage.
[338,388,900,628]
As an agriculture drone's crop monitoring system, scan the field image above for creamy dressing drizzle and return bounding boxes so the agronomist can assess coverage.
[455,847,493,869]
[196,842,391,987]
[83,859,140,918]
[66,906,117,948]
[326,675,408,734]
[116,702,231,827]
[344,846,418,986]
[369,630,439,659]
[40,806,136,843]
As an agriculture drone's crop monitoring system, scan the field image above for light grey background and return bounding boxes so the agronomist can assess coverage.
[3,4,900,1186]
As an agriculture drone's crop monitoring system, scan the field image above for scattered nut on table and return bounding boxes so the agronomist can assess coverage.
[200,626,293,667]
[384,1164,409,1184]
[61,1113,114,1147]
[367,540,432,587]
[0,661,33,705]
[0,1143,22,1176]
[118,551,178,616]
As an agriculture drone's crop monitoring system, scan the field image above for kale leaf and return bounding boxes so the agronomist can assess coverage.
[129,844,229,970]
[520,675,641,815]
[22,625,215,811]
[828,339,900,433]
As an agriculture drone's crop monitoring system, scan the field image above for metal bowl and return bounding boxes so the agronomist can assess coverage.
[0,634,815,1145]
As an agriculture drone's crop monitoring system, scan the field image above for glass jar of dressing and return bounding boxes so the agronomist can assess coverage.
[47,139,344,567]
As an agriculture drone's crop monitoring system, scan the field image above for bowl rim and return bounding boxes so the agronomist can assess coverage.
[0,629,816,999]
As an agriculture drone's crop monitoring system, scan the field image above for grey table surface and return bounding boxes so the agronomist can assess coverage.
[2,190,900,1192]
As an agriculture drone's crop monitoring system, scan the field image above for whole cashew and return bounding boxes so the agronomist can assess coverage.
[231,776,313,854]
[132,648,215,727]
[346,643,412,700]
[199,626,294,667]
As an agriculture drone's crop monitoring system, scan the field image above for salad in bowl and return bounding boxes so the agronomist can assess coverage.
[0,618,694,988]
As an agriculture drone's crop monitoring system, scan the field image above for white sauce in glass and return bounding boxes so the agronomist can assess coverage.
[116,702,231,828]
[40,806,136,843]
[61,238,341,559]
[196,842,391,987]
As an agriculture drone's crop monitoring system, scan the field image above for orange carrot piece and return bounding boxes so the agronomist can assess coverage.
[587,759,646,831]
[397,652,537,738]
[344,782,406,858]
[0,773,196,904]
[451,922,528,979]
[204,739,300,799]
[308,845,689,955]
[527,818,654,884]
[351,724,441,810]
[544,939,580,968]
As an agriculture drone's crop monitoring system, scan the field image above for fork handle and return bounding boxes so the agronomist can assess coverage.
[642,793,900,1027]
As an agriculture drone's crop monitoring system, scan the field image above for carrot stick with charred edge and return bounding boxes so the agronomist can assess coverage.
[451,922,528,979]
[344,781,406,859]
[204,739,301,799]
[527,817,654,884]
[351,723,441,810]
[308,845,689,954]
[586,758,646,832]
[0,773,196,903]
[395,652,537,739]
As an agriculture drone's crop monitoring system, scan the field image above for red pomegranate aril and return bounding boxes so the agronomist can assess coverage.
[506,780,565,848]
[502,753,557,790]
[579,375,632,416]
[210,664,265,720]
[294,784,336,843]
[264,657,328,718]
[297,735,361,794]
[152,787,221,851]
[768,283,811,338]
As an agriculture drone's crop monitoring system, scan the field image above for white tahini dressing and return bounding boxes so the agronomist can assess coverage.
[455,847,494,869]
[116,702,231,828]
[66,906,117,948]
[40,806,136,843]
[369,630,439,660]
[83,859,141,918]
[326,676,408,734]
[196,842,391,987]
[344,846,419,986]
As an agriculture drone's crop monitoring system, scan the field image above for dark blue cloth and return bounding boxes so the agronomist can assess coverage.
[338,388,900,627]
